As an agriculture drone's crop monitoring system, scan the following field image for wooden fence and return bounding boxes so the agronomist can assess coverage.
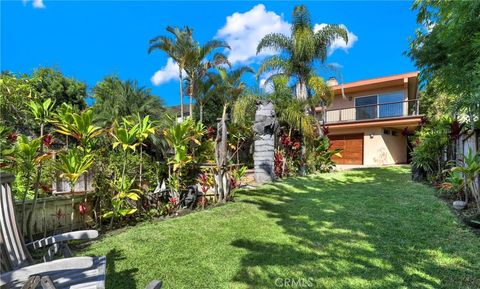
[14,193,93,239]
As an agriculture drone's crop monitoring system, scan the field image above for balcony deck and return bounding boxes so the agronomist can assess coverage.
[323,99,420,124]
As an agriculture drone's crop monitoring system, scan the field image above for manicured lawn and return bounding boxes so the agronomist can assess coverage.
[80,166,480,289]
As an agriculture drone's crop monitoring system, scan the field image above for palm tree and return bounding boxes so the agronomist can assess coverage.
[92,76,165,126]
[256,5,348,100]
[191,74,216,123]
[184,40,230,118]
[149,26,195,119]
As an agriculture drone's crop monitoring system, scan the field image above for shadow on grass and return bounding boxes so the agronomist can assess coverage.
[105,249,139,289]
[232,167,480,288]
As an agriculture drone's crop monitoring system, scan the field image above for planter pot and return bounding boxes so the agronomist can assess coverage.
[452,200,467,210]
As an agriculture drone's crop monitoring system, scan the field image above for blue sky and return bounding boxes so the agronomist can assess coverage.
[1,1,419,106]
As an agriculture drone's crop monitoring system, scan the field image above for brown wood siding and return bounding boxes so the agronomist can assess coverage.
[329,134,364,165]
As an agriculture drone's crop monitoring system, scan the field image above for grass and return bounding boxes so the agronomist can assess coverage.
[79,166,480,289]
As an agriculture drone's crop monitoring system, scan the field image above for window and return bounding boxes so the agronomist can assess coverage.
[354,91,405,120]
[379,91,404,118]
[355,96,377,120]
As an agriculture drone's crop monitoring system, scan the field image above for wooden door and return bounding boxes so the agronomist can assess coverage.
[328,134,364,165]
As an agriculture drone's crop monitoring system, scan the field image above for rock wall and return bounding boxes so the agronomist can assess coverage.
[253,101,277,184]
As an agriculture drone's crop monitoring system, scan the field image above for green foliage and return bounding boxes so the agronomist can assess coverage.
[408,1,480,125]
[102,177,141,219]
[92,76,165,126]
[439,171,464,198]
[308,136,342,173]
[55,108,103,151]
[452,148,480,209]
[0,68,86,132]
[55,148,94,188]
[411,118,450,176]
[112,119,139,152]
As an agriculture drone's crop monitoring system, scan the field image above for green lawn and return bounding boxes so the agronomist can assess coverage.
[80,166,480,289]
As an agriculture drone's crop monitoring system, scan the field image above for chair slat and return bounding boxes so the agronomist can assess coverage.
[1,175,33,272]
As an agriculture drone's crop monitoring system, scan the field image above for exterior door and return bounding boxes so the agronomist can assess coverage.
[329,134,364,165]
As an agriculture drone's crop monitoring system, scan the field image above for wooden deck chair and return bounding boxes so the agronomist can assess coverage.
[0,173,162,289]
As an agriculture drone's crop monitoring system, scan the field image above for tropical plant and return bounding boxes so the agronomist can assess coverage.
[309,136,342,173]
[452,148,480,210]
[112,118,139,182]
[149,26,196,119]
[183,39,230,117]
[55,148,95,189]
[11,135,43,225]
[55,109,103,152]
[256,5,348,100]
[102,177,141,227]
[26,98,56,240]
[408,1,480,122]
[134,115,157,186]
[440,170,464,198]
[92,76,165,126]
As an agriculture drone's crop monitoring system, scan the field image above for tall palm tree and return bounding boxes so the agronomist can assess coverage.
[92,76,165,126]
[256,5,348,100]
[149,26,195,119]
[184,40,230,118]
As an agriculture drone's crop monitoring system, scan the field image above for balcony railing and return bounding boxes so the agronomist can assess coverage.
[324,99,420,124]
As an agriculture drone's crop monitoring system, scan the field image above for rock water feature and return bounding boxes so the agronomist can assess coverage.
[253,100,277,184]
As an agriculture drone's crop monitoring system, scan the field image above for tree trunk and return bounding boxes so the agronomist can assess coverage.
[27,124,44,241]
[295,79,308,100]
[179,67,184,119]
[189,82,194,119]
[199,103,204,124]
[139,144,143,186]
[215,104,228,202]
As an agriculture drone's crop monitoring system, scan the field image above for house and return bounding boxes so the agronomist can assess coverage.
[319,72,422,165]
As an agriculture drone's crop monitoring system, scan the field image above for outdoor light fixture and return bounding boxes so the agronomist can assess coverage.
[348,96,353,101]
[370,134,374,139]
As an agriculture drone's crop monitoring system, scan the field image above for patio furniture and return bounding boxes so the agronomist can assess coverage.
[1,173,162,289]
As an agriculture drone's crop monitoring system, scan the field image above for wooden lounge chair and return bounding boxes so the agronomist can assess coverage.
[0,173,162,289]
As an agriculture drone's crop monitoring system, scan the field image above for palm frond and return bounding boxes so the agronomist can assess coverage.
[256,33,292,55]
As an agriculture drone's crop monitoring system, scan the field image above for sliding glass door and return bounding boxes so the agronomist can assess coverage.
[355,91,404,120]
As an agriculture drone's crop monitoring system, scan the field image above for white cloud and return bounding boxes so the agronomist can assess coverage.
[313,23,358,56]
[22,0,45,8]
[215,4,291,64]
[216,5,358,65]
[151,58,181,86]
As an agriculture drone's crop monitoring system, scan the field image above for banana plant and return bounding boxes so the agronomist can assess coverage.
[102,177,140,228]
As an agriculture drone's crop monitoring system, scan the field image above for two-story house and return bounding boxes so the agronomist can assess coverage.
[319,72,422,165]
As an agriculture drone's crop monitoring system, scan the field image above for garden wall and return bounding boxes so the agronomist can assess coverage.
[15,194,93,238]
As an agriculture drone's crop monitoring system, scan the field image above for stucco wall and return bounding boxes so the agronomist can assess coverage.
[329,126,407,165]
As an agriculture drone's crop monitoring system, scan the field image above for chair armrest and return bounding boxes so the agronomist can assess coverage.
[145,280,163,289]
[0,257,94,286]
[27,230,99,250]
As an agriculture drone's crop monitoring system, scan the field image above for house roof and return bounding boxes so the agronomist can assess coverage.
[331,72,418,95]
